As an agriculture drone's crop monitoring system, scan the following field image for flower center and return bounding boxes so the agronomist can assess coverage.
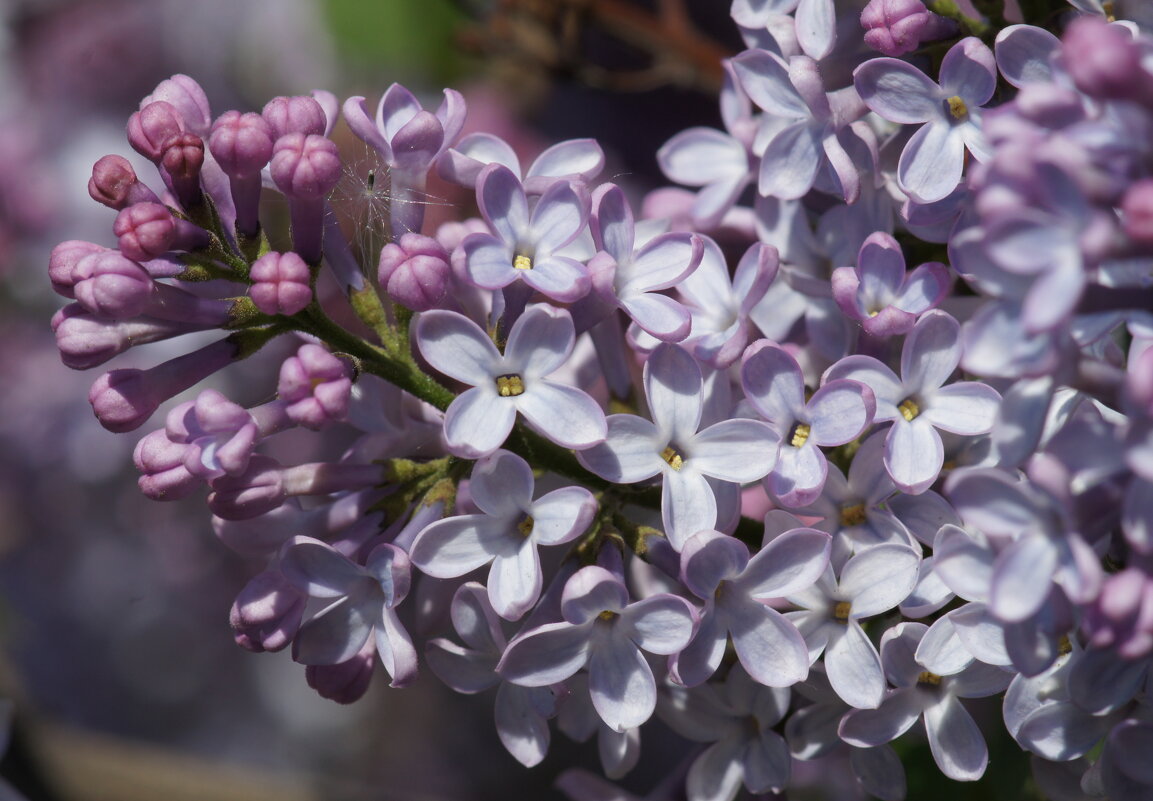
[789,422,811,448]
[495,373,525,397]
[597,610,619,622]
[833,601,852,622]
[513,254,533,271]
[917,670,942,686]
[517,514,535,538]
[840,503,867,527]
[898,398,920,421]
[661,445,685,471]
[946,95,968,121]
[1103,0,1115,21]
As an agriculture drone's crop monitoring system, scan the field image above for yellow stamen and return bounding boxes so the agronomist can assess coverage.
[790,422,811,448]
[833,601,852,622]
[898,398,920,422]
[517,515,534,538]
[661,445,684,471]
[1058,635,1073,657]
[597,610,618,622]
[840,503,867,527]
[513,254,532,271]
[495,374,525,397]
[1103,0,1115,21]
[917,671,942,686]
[946,95,968,121]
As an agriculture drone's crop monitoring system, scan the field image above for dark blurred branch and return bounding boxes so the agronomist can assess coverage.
[455,0,731,96]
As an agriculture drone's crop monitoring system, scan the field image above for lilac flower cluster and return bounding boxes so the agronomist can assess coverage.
[48,1,1153,799]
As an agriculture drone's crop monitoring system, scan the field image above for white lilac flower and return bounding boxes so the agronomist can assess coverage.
[577,344,780,550]
[853,37,996,203]
[741,341,875,507]
[672,527,830,688]
[839,622,1013,782]
[825,310,1001,494]
[497,565,696,732]
[786,543,921,708]
[659,664,792,801]
[280,536,418,688]
[460,163,592,303]
[415,304,607,458]
[425,582,557,767]
[409,449,596,620]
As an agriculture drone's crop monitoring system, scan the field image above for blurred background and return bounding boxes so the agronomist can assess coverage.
[0,1,739,798]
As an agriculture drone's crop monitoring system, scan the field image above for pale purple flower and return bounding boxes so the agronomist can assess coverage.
[555,673,641,779]
[577,344,779,550]
[677,240,778,368]
[854,37,996,202]
[587,183,702,342]
[825,310,1001,494]
[497,565,696,732]
[280,536,418,688]
[415,305,607,458]
[460,163,591,303]
[672,527,830,688]
[733,50,869,203]
[787,544,921,708]
[741,341,875,506]
[830,231,951,338]
[439,134,604,194]
[839,622,1013,781]
[659,664,792,801]
[425,582,557,766]
[410,449,596,620]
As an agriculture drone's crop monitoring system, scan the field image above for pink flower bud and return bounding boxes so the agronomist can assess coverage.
[133,429,201,500]
[270,133,342,200]
[160,131,205,207]
[249,251,313,316]
[143,74,212,136]
[48,240,105,297]
[378,233,452,311]
[71,251,155,319]
[305,639,375,703]
[208,455,287,520]
[127,100,185,163]
[1122,179,1153,247]
[209,111,275,177]
[860,0,954,56]
[278,344,352,429]
[1062,17,1147,102]
[262,95,327,140]
[88,155,159,210]
[230,570,306,653]
[113,202,176,261]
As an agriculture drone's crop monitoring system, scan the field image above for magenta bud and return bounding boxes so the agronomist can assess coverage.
[249,251,313,316]
[1122,179,1153,247]
[305,639,375,704]
[53,304,135,369]
[262,95,327,140]
[72,251,155,319]
[278,344,352,430]
[208,455,287,520]
[161,133,205,180]
[230,570,306,653]
[143,74,212,136]
[49,240,105,297]
[127,100,185,162]
[860,0,953,56]
[1062,17,1146,101]
[89,368,162,433]
[113,202,176,262]
[377,233,452,311]
[270,133,342,200]
[88,155,152,210]
[133,429,201,500]
[209,111,275,177]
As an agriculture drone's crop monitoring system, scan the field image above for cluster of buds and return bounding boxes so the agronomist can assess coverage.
[47,2,1153,800]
